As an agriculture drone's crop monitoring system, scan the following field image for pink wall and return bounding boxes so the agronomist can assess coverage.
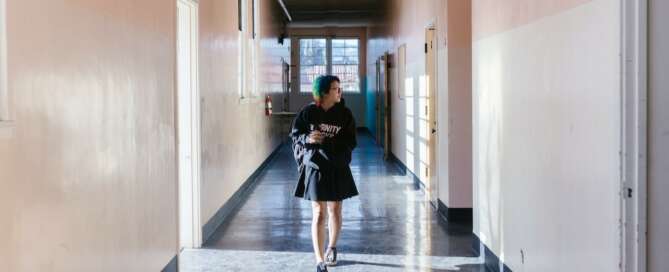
[0,0,178,270]
[445,0,473,208]
[366,0,473,208]
[473,0,593,40]
[198,0,289,227]
[0,0,289,270]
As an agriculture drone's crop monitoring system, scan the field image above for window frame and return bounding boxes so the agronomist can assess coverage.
[330,37,361,93]
[296,36,362,94]
[0,0,9,123]
[238,0,260,102]
[238,0,247,99]
[298,37,328,94]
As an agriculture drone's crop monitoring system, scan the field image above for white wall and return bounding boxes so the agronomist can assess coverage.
[648,0,669,270]
[472,0,621,271]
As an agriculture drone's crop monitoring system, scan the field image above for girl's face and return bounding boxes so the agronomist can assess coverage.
[322,81,342,104]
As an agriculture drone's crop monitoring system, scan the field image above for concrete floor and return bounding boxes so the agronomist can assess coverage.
[180,131,487,272]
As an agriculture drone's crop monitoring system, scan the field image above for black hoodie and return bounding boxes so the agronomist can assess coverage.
[290,99,358,201]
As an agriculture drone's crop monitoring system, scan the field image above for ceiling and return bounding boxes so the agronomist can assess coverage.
[281,0,387,26]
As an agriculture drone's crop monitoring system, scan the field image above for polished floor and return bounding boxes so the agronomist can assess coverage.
[180,131,487,271]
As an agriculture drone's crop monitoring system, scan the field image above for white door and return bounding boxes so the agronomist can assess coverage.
[177,0,201,249]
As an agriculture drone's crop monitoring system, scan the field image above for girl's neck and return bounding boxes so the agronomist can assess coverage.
[321,100,335,111]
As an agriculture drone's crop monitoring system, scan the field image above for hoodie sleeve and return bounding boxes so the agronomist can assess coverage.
[290,108,312,168]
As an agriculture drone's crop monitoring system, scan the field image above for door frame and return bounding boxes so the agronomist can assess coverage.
[376,58,382,143]
[383,52,391,159]
[176,0,202,250]
[425,27,438,207]
[621,0,647,271]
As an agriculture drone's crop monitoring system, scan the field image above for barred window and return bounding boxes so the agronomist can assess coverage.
[331,39,360,92]
[299,39,327,93]
[299,38,360,93]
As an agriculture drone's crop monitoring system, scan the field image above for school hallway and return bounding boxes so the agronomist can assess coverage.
[1,0,669,272]
[179,131,485,271]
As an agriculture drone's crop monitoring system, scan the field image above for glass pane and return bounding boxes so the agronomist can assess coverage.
[332,47,344,57]
[300,38,327,92]
[332,39,345,47]
[331,39,360,92]
[332,56,344,65]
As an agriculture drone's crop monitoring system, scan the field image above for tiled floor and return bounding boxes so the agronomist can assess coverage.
[180,131,487,272]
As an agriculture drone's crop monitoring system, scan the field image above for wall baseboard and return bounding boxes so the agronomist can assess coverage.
[388,153,472,224]
[390,152,507,270]
[472,234,513,272]
[201,143,284,245]
[161,255,178,272]
[436,199,473,223]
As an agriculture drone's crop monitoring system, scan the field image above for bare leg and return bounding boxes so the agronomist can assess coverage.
[311,201,327,264]
[326,201,343,248]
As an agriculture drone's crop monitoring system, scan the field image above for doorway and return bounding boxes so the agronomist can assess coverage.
[376,53,390,158]
[177,0,202,250]
[382,52,391,159]
[375,55,388,147]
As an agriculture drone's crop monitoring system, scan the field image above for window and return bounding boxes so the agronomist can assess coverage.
[331,39,360,92]
[299,37,361,93]
[238,0,247,98]
[0,0,8,121]
[238,0,259,100]
[263,38,290,94]
[299,39,327,93]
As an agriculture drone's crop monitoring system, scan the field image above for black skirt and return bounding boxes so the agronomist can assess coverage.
[294,155,358,201]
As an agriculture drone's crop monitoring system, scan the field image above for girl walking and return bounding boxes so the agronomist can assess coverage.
[290,75,358,272]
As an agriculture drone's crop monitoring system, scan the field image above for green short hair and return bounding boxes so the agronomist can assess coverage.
[312,75,340,104]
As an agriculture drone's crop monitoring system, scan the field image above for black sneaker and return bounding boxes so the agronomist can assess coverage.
[317,262,328,272]
[324,247,337,266]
